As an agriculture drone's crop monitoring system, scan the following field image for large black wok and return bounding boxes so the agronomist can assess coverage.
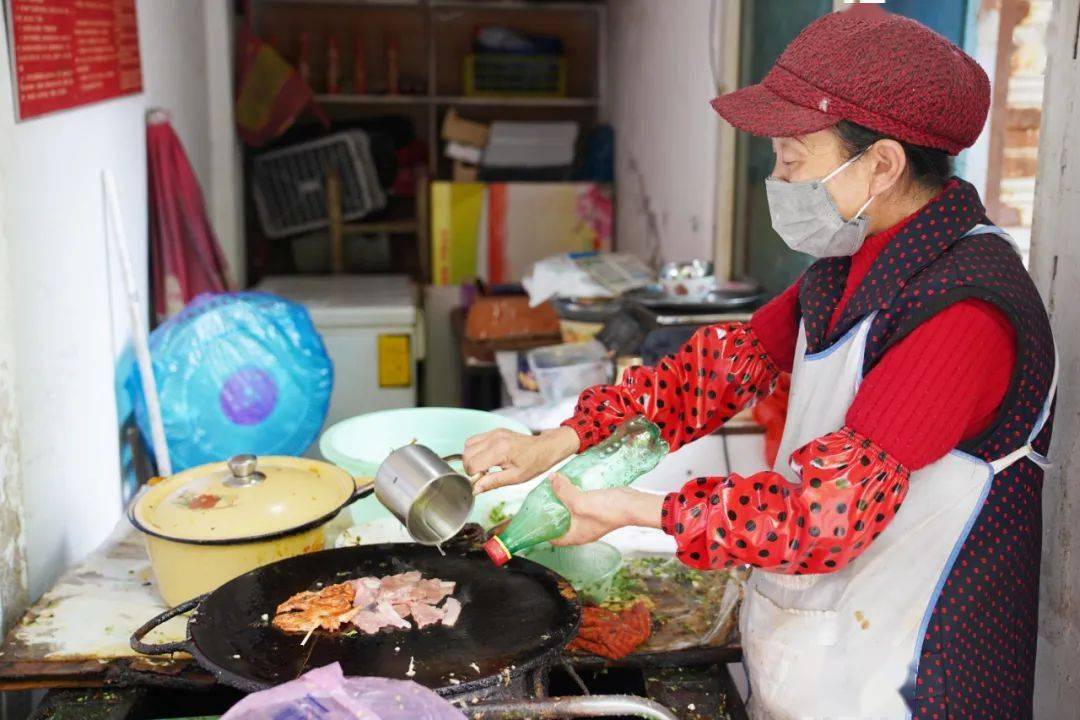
[131,543,580,697]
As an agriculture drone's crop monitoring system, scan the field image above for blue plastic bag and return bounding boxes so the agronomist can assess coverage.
[130,292,333,471]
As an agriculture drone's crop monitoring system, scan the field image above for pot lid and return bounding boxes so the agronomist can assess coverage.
[132,455,358,543]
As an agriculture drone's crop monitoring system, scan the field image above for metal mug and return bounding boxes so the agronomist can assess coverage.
[375,444,474,545]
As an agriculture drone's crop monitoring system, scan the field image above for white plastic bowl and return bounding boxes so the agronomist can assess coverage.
[319,407,533,525]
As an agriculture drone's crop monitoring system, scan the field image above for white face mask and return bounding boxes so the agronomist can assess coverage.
[765,153,876,258]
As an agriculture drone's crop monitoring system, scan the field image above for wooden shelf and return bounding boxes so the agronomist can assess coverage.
[341,219,419,233]
[437,95,599,107]
[338,195,419,235]
[250,0,605,281]
[316,93,600,107]
[263,0,422,7]
[316,93,429,105]
[263,0,602,9]
[431,0,604,11]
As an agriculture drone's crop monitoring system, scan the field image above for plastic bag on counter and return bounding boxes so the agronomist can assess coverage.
[221,663,464,720]
[522,253,612,307]
[129,292,332,471]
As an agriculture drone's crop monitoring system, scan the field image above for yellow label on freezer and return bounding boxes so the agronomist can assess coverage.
[378,335,412,388]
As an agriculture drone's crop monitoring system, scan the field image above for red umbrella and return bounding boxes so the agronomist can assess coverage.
[146,110,231,322]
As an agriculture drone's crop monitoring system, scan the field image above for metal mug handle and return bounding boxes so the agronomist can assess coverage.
[441,453,485,484]
[130,595,205,656]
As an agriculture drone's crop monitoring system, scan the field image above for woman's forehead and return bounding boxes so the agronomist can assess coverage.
[773,130,840,155]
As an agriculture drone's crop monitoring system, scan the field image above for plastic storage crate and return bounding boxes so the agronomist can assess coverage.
[463,53,567,97]
[251,131,387,239]
[527,340,610,403]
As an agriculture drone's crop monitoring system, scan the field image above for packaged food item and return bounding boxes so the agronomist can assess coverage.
[327,34,341,93]
[297,31,312,85]
[386,38,400,95]
[353,32,367,94]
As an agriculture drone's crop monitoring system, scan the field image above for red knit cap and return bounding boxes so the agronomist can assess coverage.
[711,9,990,155]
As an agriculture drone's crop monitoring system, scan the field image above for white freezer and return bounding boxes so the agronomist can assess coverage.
[255,275,421,447]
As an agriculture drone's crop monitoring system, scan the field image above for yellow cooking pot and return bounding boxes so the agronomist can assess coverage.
[129,454,374,606]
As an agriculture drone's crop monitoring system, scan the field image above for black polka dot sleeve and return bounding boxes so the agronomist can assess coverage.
[559,322,780,451]
[661,427,911,574]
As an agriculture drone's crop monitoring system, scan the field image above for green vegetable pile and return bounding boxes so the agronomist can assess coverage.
[487,501,509,526]
[602,556,711,611]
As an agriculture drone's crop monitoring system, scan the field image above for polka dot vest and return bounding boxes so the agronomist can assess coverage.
[798,178,1056,719]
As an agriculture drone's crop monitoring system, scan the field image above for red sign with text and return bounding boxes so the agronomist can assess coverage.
[7,0,142,120]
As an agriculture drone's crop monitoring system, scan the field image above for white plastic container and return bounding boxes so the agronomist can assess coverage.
[527,341,611,403]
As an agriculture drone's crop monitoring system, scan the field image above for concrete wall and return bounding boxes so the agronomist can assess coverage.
[0,178,27,635]
[139,0,212,187]
[607,0,723,266]
[203,1,245,288]
[0,0,229,602]
[139,0,244,287]
[1028,0,1080,713]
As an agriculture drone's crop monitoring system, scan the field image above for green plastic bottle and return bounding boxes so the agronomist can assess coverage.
[484,416,669,566]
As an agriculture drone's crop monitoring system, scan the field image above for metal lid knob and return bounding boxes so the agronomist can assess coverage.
[225,454,264,487]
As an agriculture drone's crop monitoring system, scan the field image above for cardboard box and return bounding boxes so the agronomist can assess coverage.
[445,141,483,164]
[452,161,478,183]
[482,121,577,168]
[430,181,485,285]
[430,181,613,286]
[441,109,490,147]
[465,296,560,341]
[483,183,612,284]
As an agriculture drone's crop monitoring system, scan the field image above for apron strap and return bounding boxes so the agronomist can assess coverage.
[987,341,1058,474]
[1028,342,1060,441]
[962,222,1056,474]
[961,223,1022,255]
[989,443,1050,473]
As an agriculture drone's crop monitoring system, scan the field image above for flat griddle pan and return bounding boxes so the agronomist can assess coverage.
[131,544,580,696]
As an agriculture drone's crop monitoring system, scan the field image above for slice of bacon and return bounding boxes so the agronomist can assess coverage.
[440,597,462,627]
[409,601,446,629]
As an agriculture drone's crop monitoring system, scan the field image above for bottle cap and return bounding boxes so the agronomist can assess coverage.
[484,536,511,566]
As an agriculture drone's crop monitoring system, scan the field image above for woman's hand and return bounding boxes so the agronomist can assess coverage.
[549,474,664,546]
[464,426,580,493]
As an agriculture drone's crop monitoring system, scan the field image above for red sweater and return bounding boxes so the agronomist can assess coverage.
[751,194,1016,470]
[561,189,1018,575]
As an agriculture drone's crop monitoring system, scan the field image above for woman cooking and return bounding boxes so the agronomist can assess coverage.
[463,10,1057,720]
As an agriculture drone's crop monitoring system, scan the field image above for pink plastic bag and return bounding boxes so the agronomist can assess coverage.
[220,663,465,720]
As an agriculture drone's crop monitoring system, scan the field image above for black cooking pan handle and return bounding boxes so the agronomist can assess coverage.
[130,595,204,656]
[348,475,375,504]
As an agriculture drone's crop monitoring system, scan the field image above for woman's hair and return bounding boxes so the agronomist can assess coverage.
[833,120,953,190]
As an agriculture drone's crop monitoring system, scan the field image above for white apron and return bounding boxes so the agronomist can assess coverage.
[741,225,1056,720]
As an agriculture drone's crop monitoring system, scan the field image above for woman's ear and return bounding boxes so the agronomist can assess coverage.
[865,139,908,197]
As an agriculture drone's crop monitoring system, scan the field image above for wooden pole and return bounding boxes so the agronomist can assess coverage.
[326,168,344,274]
[416,169,430,284]
[984,0,1027,223]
